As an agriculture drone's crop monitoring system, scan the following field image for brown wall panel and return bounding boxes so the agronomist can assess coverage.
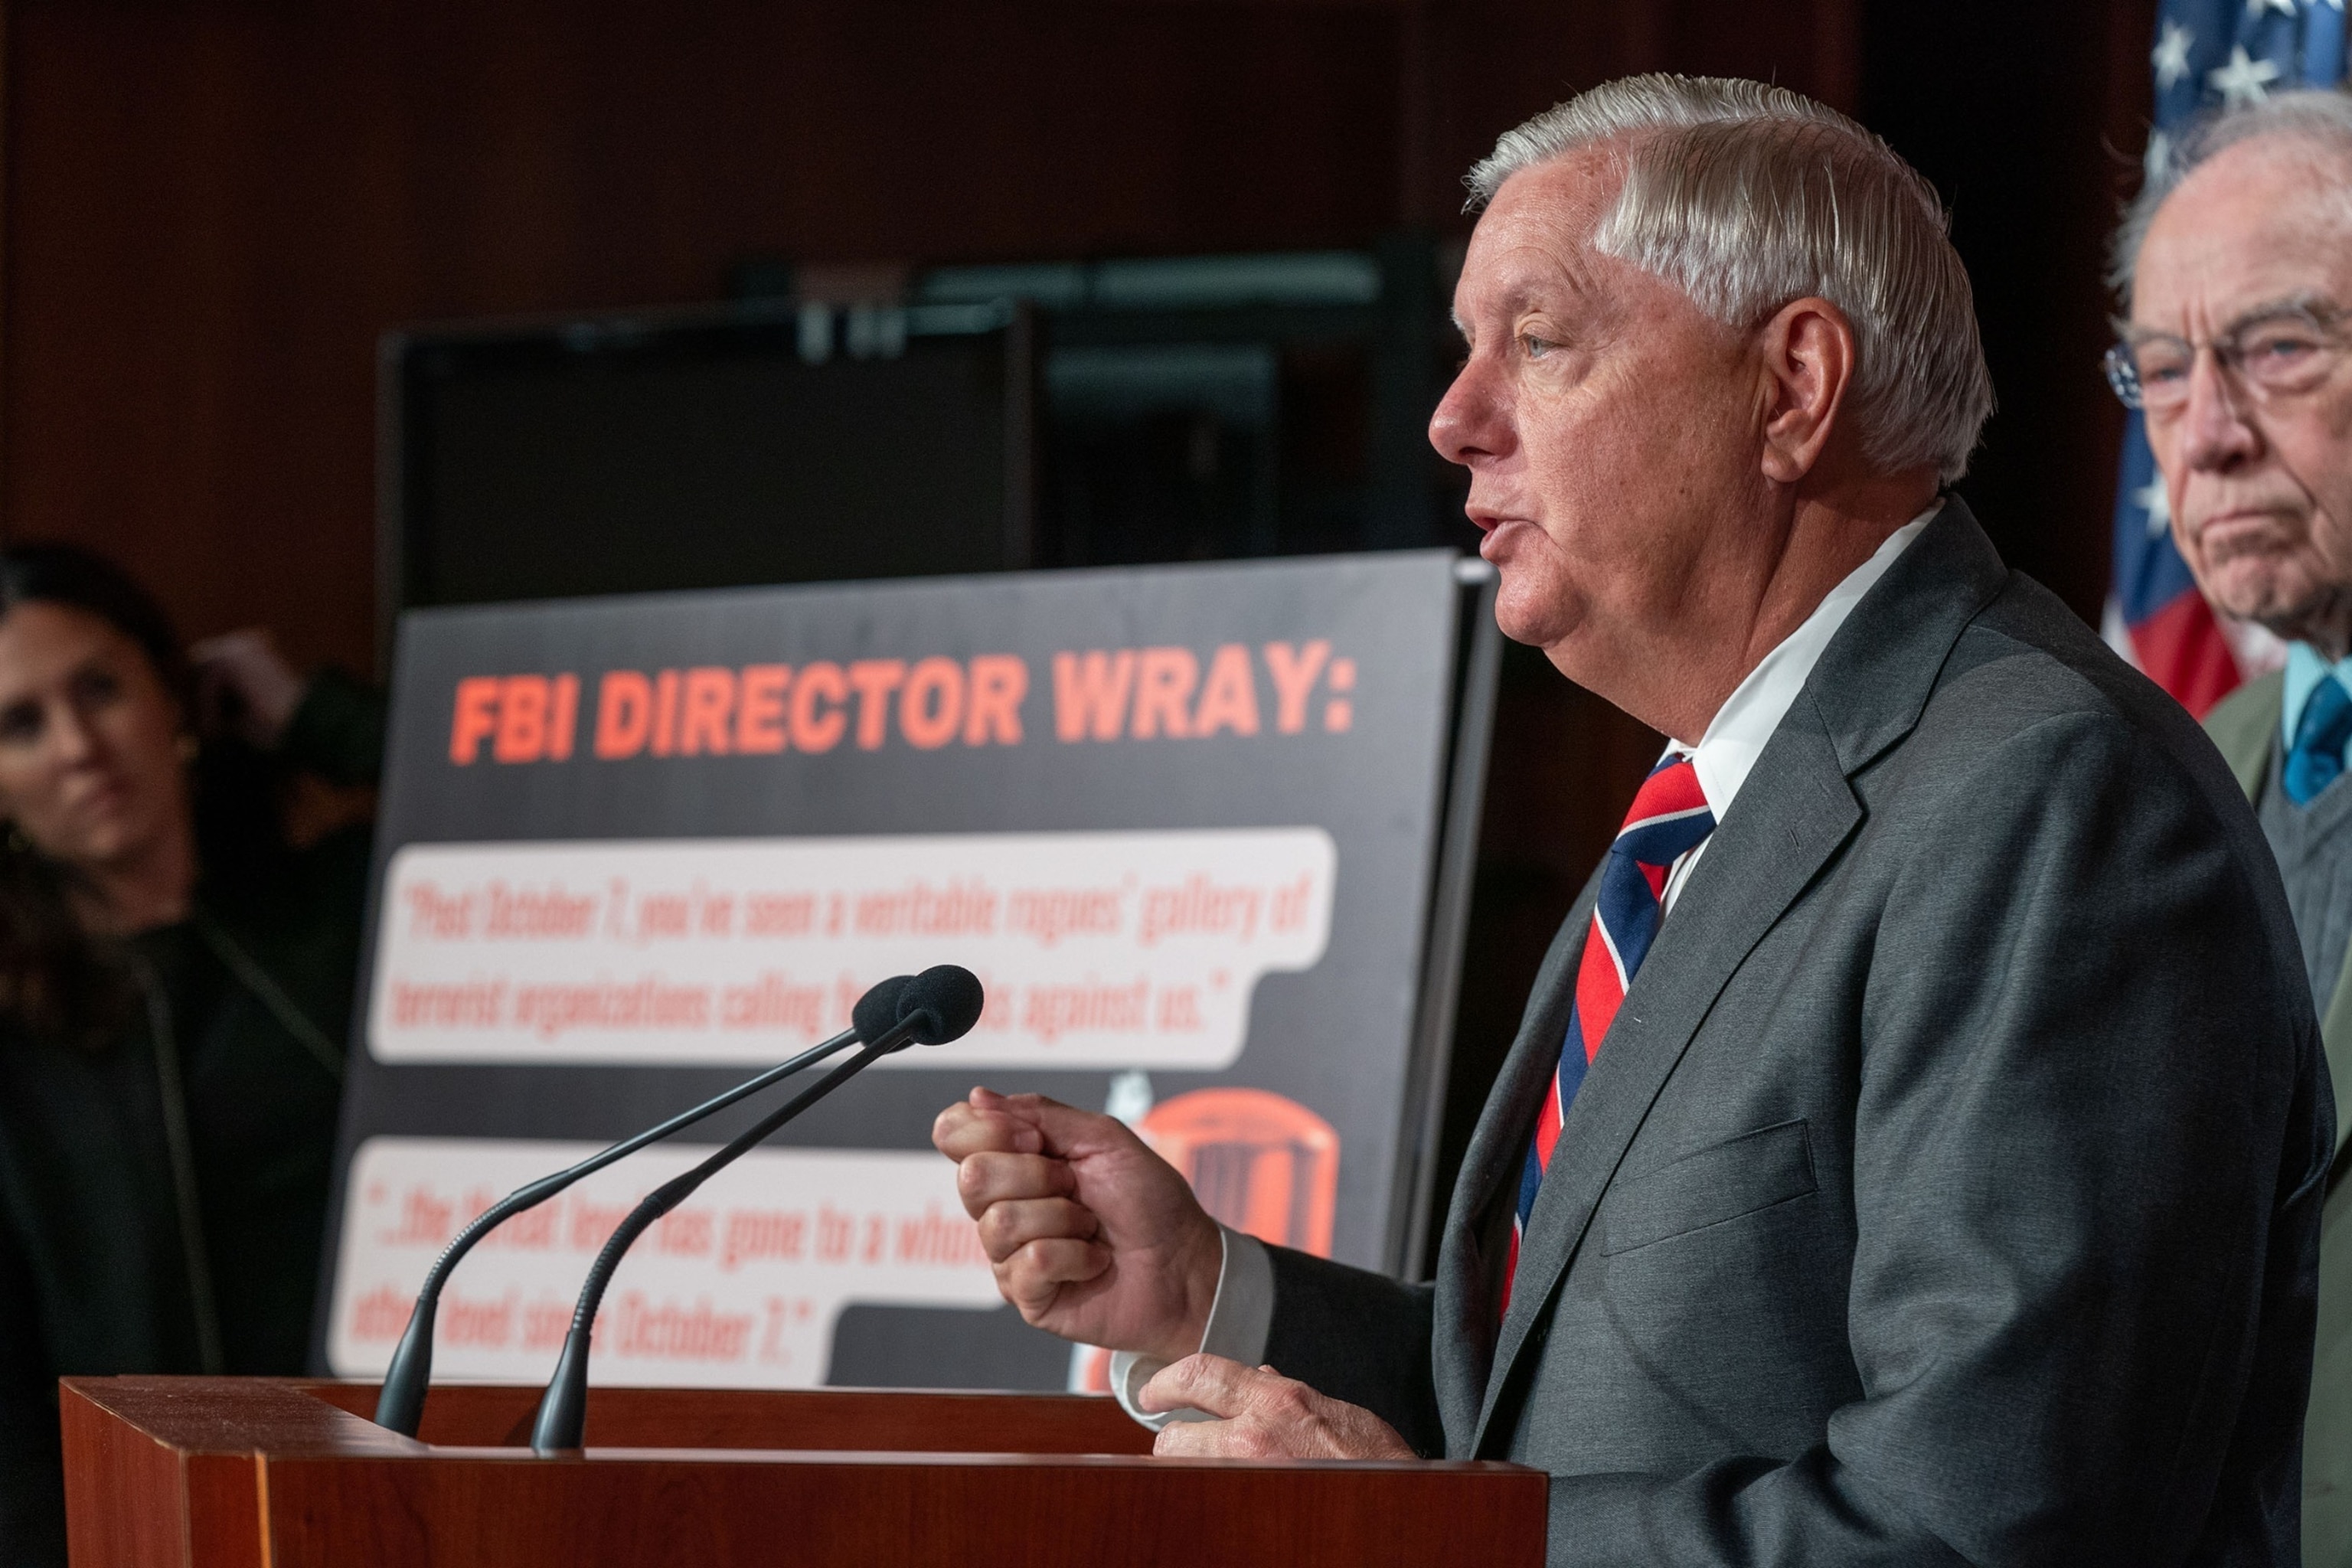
[3,0,1429,674]
[1860,0,2156,629]
[0,0,2144,675]
[0,0,1872,676]
[1413,0,1860,225]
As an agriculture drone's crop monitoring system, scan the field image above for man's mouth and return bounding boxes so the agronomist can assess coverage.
[2194,508,2292,564]
[1468,508,1538,541]
[1476,521,1540,564]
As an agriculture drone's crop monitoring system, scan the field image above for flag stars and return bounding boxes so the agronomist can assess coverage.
[2136,475,2174,540]
[2153,21,2194,90]
[2210,44,2284,105]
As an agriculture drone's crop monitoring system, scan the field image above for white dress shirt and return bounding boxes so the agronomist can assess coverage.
[1110,504,1941,1429]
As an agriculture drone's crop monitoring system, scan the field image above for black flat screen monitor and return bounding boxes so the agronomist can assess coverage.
[381,301,1033,639]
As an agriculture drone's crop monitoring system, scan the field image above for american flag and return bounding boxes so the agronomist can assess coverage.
[2105,0,2345,715]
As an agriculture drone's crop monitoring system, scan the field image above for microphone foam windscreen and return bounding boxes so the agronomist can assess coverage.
[900,965,985,1044]
[852,975,916,1043]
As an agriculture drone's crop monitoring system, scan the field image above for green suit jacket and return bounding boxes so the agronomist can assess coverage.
[2210,669,2352,1565]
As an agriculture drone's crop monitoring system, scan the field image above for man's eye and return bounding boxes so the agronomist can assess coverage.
[2245,333,2322,368]
[2135,349,2191,385]
[1521,334,1554,359]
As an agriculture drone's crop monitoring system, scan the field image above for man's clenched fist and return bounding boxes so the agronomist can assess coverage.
[932,1087,1223,1363]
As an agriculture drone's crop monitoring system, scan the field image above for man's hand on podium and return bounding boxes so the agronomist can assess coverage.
[933,1088,1223,1364]
[1140,1355,1416,1460]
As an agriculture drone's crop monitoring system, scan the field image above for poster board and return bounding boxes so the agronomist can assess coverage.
[317,551,1497,1390]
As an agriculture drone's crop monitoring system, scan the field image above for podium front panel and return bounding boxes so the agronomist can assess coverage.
[62,1378,1545,1568]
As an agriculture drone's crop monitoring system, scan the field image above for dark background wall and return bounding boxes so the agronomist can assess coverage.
[0,0,2163,1246]
[0,0,1878,680]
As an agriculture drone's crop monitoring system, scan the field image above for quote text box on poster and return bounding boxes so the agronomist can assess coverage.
[368,828,1334,1068]
[325,1136,1001,1387]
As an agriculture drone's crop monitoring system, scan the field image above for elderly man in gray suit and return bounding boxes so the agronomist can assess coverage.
[936,75,2332,1563]
[2120,90,2352,1566]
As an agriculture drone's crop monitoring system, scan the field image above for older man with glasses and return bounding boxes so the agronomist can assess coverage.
[2119,88,2352,1566]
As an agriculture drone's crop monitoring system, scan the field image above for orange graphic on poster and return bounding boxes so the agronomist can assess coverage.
[1139,1088,1339,1258]
[1073,1088,1341,1393]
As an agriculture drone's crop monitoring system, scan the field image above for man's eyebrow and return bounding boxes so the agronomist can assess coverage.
[2119,294,2345,344]
[1461,284,1555,334]
[1452,263,1592,345]
[2220,293,2344,334]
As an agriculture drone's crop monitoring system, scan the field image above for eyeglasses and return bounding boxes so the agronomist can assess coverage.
[2105,304,2349,415]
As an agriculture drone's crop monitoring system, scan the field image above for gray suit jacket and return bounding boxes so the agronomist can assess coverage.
[1266,502,2334,1564]
[2205,669,2352,1567]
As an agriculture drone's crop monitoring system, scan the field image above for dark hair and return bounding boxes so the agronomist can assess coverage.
[0,545,194,709]
[0,545,201,1044]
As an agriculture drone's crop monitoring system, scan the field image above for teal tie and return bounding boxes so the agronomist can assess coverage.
[2286,676,2352,806]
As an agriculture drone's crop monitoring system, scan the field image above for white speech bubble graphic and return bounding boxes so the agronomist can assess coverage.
[325,1136,1005,1387]
[367,828,1334,1069]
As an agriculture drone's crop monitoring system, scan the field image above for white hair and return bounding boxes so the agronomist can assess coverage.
[2112,88,2352,299]
[1465,74,1994,485]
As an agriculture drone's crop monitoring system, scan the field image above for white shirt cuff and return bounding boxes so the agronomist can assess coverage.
[1107,1226,1276,1430]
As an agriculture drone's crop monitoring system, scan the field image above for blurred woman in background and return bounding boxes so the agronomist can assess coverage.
[0,545,381,1564]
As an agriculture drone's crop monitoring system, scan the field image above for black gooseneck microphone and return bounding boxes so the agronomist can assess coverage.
[371,974,916,1436]
[528,963,985,1452]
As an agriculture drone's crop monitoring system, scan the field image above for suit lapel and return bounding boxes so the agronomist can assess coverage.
[1463,498,2011,1455]
[1469,714,1860,1452]
[2207,677,2351,1169]
[1432,868,1600,1446]
[2207,669,2283,804]
[2319,951,2352,1171]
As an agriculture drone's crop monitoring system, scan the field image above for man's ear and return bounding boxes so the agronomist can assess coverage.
[1757,296,1857,485]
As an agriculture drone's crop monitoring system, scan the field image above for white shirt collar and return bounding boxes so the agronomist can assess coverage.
[1669,501,1942,822]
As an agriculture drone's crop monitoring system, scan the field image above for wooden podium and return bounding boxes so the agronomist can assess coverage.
[60,1377,1546,1566]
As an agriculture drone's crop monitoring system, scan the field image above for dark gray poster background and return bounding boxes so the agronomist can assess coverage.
[317,550,1474,1384]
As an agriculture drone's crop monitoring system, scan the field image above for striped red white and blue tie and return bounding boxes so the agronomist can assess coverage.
[1500,753,1716,1320]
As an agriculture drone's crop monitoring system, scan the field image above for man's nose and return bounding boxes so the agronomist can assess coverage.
[2180,349,2262,473]
[1429,358,1507,467]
